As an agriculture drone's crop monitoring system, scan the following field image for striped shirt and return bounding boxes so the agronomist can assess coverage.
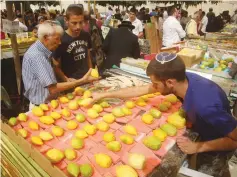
[22,40,57,104]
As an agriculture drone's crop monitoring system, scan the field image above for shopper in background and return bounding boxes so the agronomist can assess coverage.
[186,11,202,39]
[163,7,168,21]
[102,21,140,69]
[143,8,151,23]
[206,8,216,32]
[127,8,143,38]
[231,9,237,24]
[180,10,189,30]
[198,11,208,36]
[49,10,61,26]
[114,8,122,22]
[162,6,186,47]
[14,14,28,32]
[121,11,128,21]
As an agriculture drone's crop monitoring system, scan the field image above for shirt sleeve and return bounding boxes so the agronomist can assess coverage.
[31,56,57,88]
[138,21,143,33]
[201,106,237,137]
[175,20,186,38]
[187,21,198,36]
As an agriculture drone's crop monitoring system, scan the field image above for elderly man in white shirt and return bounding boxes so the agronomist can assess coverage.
[127,8,143,38]
[162,6,186,47]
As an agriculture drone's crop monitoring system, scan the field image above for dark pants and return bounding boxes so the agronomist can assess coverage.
[196,152,232,177]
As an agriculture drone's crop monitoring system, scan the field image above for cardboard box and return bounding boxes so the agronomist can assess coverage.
[178,48,205,68]
[53,167,67,177]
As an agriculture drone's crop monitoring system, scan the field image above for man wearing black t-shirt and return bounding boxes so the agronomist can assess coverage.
[53,5,93,81]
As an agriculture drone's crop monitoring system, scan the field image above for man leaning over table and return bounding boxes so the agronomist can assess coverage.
[22,21,98,111]
[90,52,237,177]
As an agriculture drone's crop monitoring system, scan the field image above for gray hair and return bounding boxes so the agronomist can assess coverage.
[38,21,64,40]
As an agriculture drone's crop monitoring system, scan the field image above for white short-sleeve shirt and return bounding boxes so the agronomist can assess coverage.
[201,16,208,33]
[127,18,143,36]
[162,16,186,47]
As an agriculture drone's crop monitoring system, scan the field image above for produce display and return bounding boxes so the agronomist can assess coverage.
[7,84,186,177]
[1,36,37,50]
[198,56,234,73]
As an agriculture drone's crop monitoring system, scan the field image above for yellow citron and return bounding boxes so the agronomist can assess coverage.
[28,121,39,130]
[52,126,64,137]
[68,100,79,110]
[124,124,137,136]
[17,129,28,138]
[39,116,55,125]
[18,113,28,122]
[116,165,138,177]
[142,114,154,125]
[39,131,53,141]
[167,113,186,129]
[59,96,69,104]
[83,124,97,135]
[87,109,99,119]
[103,132,115,143]
[32,106,44,117]
[153,128,167,142]
[92,104,103,113]
[120,134,134,145]
[91,68,99,78]
[74,87,85,96]
[50,100,59,109]
[106,141,121,152]
[67,120,78,130]
[103,114,115,124]
[61,108,71,117]
[39,104,49,111]
[83,90,92,99]
[46,149,64,163]
[79,98,93,107]
[95,153,112,168]
[75,130,88,139]
[97,121,109,132]
[125,101,135,109]
[50,112,61,120]
[136,99,147,107]
[31,136,44,145]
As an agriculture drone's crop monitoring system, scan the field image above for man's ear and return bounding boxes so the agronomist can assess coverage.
[166,79,175,87]
[64,17,68,24]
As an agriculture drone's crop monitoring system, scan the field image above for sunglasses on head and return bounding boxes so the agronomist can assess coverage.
[68,4,84,9]
[44,20,60,26]
[156,53,177,64]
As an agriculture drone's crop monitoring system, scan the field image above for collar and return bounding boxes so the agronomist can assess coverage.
[36,40,52,58]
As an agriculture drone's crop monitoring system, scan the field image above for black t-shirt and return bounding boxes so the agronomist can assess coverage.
[53,31,92,79]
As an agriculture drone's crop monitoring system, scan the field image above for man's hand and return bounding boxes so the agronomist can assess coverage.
[67,78,77,82]
[177,137,201,154]
[89,92,106,106]
[82,69,100,83]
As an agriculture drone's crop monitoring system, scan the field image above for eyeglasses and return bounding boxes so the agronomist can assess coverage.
[155,52,177,64]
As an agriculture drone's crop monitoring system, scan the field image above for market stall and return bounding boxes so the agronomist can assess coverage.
[1,69,198,177]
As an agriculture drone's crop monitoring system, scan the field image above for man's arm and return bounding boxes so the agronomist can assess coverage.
[87,49,93,68]
[48,68,99,95]
[91,84,155,104]
[138,22,144,38]
[197,127,237,153]
[52,58,70,82]
[176,21,186,39]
